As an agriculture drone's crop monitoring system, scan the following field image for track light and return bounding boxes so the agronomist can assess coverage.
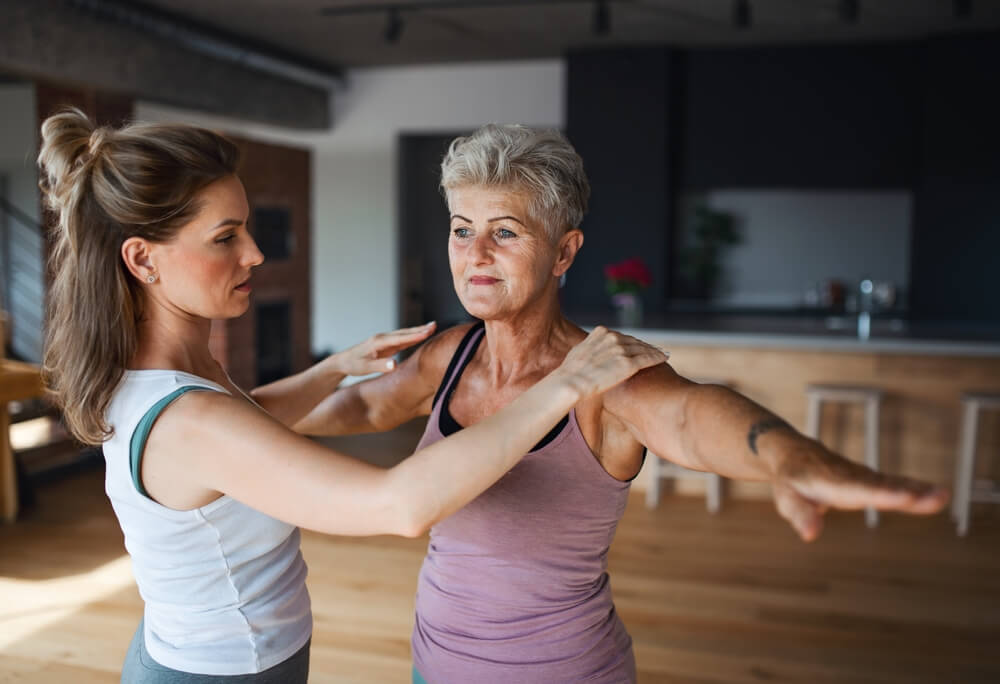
[733,0,751,29]
[838,0,859,24]
[384,7,404,43]
[954,0,972,18]
[593,0,610,36]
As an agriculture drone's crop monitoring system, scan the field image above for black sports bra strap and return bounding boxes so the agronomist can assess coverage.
[431,321,486,409]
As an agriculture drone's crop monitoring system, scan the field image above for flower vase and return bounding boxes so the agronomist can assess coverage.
[611,292,643,328]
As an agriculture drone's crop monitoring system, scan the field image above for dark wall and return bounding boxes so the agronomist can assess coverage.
[397,133,472,330]
[681,43,922,190]
[566,34,1000,325]
[564,47,674,315]
[910,33,1000,324]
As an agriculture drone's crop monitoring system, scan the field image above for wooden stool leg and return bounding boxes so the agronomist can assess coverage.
[805,395,822,439]
[955,401,979,537]
[951,442,962,521]
[0,407,18,523]
[864,396,880,528]
[645,452,662,510]
[706,473,722,514]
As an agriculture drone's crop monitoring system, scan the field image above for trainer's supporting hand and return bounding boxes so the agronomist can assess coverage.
[555,326,669,400]
[333,322,436,376]
[770,445,949,541]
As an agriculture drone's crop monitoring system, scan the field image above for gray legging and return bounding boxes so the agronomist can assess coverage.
[121,620,310,684]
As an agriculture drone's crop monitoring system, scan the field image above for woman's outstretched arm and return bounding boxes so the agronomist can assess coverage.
[603,362,949,541]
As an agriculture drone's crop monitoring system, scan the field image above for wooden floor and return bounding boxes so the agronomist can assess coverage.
[1,424,999,683]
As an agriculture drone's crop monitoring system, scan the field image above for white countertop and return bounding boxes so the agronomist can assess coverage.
[572,313,1000,357]
[613,327,1000,357]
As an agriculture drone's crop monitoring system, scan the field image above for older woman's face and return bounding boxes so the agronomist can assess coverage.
[448,185,560,320]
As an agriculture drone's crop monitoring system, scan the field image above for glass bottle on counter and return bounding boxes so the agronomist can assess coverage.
[857,278,874,340]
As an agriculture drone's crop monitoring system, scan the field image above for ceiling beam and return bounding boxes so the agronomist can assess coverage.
[1,0,336,129]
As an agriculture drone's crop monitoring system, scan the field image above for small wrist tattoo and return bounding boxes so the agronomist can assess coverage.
[747,417,791,455]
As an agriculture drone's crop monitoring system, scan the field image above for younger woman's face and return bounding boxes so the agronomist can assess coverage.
[149,174,264,320]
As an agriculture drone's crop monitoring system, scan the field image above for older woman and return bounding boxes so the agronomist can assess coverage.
[289,124,948,683]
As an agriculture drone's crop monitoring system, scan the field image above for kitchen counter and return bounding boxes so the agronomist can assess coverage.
[571,312,1000,357]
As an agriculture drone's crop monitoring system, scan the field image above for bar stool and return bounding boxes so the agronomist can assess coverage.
[952,392,1000,537]
[645,459,723,513]
[645,379,727,513]
[805,384,882,527]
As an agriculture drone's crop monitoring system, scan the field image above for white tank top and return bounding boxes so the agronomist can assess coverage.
[103,369,311,675]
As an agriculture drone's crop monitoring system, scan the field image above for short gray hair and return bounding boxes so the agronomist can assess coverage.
[440,124,590,239]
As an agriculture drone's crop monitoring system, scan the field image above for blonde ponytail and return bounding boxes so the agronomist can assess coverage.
[38,108,240,444]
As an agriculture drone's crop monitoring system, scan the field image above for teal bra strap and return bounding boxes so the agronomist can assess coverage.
[129,386,214,498]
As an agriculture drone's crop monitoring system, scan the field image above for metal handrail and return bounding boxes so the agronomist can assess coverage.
[0,196,43,233]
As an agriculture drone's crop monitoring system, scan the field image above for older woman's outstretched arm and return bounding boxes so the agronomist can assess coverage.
[603,363,949,541]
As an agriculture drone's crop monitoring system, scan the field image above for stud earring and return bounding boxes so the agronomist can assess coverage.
[146,273,157,283]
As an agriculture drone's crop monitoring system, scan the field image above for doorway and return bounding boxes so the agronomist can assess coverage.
[397,132,473,330]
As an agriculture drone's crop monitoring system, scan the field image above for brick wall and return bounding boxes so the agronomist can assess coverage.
[212,136,311,389]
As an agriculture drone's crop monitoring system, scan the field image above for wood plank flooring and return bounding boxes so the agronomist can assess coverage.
[1,422,998,683]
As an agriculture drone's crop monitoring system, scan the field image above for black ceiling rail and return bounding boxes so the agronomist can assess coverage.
[320,0,632,16]
[68,0,345,90]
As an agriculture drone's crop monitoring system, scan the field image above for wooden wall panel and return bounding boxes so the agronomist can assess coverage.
[211,136,312,389]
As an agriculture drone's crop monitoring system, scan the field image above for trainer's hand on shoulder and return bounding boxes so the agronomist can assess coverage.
[332,322,436,376]
[556,326,669,400]
[770,443,949,542]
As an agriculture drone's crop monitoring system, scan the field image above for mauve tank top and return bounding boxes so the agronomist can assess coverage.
[411,323,637,683]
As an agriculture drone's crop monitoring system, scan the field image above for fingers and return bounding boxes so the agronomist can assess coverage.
[774,464,949,543]
[811,475,949,514]
[773,482,825,542]
[367,322,437,360]
[349,355,397,375]
[390,321,437,336]
[784,453,950,516]
[585,326,670,367]
[379,321,437,346]
[614,336,669,375]
[774,463,949,542]
[628,346,670,373]
[336,322,436,377]
[576,329,664,374]
[562,327,670,397]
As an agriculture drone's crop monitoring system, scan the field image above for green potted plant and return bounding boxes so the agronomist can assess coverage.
[678,203,741,301]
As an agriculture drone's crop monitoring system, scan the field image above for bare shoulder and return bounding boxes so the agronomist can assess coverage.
[373,321,480,419]
[148,388,263,438]
[412,321,479,379]
[562,321,681,405]
[146,388,312,453]
[140,389,282,508]
[601,358,692,416]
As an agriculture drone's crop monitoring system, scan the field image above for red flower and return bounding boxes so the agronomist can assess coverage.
[604,257,652,294]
